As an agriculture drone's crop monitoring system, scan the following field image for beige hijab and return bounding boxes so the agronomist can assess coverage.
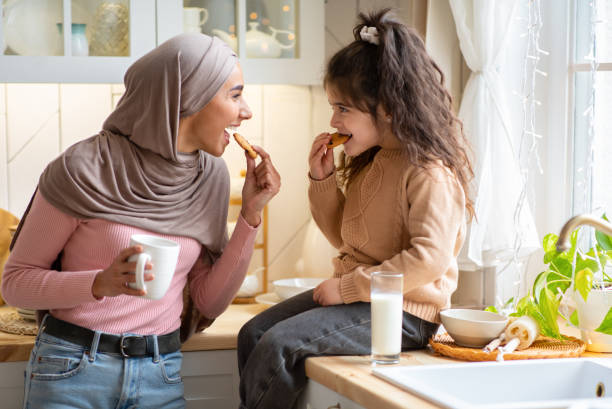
[38,33,237,261]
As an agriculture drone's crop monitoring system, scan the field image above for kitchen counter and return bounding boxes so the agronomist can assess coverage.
[1,304,608,409]
[0,303,268,362]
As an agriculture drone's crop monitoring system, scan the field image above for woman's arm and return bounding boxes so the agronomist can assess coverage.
[188,213,258,318]
[2,193,101,309]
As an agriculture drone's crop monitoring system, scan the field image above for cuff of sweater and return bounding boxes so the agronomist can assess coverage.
[237,212,261,232]
[308,171,337,193]
[78,270,106,303]
[340,273,361,304]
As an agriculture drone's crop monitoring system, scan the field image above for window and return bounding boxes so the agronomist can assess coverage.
[571,0,612,217]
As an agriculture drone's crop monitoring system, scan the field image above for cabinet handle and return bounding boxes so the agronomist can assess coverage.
[327,404,341,409]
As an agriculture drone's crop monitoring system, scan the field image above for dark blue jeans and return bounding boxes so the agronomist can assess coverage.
[237,289,439,409]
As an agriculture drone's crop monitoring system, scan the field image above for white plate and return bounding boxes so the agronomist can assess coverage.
[254,292,282,305]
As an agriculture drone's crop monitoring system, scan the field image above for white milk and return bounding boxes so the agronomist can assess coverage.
[371,292,403,355]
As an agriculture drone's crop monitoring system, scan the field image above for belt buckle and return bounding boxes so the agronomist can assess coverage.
[119,335,138,358]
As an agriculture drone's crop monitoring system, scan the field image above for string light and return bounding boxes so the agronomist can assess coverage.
[580,0,604,285]
[497,0,548,312]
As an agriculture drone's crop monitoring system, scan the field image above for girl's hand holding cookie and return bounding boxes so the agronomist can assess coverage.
[240,145,281,227]
[309,132,336,181]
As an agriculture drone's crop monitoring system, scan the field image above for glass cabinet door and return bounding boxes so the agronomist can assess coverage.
[1,0,130,57]
[181,0,298,59]
[244,0,297,59]
[0,0,155,82]
[2,0,65,56]
[80,0,130,57]
[182,0,237,52]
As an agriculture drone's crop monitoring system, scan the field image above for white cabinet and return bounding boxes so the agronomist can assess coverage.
[0,0,156,83]
[297,380,367,409]
[0,350,239,409]
[0,0,324,84]
[159,0,325,85]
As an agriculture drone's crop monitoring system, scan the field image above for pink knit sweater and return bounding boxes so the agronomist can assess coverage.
[2,193,258,335]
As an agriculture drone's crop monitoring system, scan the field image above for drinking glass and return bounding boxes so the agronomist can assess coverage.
[371,271,403,364]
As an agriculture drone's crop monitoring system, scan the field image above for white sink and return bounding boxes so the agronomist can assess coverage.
[372,358,612,409]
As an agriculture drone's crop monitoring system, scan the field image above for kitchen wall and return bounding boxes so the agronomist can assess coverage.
[0,0,461,291]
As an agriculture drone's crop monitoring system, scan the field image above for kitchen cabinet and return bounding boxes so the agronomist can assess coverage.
[159,0,325,85]
[0,0,156,83]
[0,0,324,84]
[297,380,367,409]
[0,350,239,409]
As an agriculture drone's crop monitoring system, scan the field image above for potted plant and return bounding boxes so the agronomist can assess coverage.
[502,218,612,352]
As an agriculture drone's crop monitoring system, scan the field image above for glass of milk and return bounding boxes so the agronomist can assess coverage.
[370,271,403,364]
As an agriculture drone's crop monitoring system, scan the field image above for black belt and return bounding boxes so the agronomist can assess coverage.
[43,315,181,358]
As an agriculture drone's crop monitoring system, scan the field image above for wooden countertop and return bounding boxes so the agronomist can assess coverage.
[2,304,609,408]
[0,303,268,362]
[306,351,454,409]
[305,324,609,409]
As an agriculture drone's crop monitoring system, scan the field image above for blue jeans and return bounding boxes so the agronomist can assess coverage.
[237,289,439,409]
[23,316,185,409]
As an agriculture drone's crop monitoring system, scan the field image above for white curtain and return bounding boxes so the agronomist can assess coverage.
[449,0,539,269]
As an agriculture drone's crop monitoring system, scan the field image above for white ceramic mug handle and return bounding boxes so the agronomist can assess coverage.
[134,253,151,291]
[200,8,209,26]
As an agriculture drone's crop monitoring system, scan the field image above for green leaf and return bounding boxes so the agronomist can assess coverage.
[595,307,612,335]
[542,233,559,254]
[537,288,561,339]
[549,257,572,279]
[570,310,579,326]
[575,268,594,302]
[484,306,498,313]
[576,249,601,274]
[532,271,549,303]
[596,214,612,251]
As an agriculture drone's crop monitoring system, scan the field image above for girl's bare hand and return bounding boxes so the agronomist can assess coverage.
[91,245,154,299]
[313,278,343,306]
[308,132,336,181]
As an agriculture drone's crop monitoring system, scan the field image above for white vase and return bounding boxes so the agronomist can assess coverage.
[574,288,612,352]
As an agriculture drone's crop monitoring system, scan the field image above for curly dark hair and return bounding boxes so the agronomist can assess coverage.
[324,8,474,219]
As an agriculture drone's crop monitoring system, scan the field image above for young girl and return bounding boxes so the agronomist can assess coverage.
[237,9,473,409]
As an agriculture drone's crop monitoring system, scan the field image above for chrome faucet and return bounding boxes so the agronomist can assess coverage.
[556,214,612,252]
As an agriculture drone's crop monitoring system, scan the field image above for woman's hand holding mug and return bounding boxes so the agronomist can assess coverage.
[92,245,154,299]
[240,145,281,227]
[92,235,180,300]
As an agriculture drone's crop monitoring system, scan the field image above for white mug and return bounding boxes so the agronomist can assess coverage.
[183,7,209,33]
[128,234,180,300]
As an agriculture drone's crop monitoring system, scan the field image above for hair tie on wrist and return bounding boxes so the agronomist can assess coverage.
[359,26,379,45]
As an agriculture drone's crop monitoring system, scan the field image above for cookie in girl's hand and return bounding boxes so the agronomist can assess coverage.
[326,132,350,148]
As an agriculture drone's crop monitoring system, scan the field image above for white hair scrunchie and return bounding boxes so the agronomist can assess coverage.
[359,26,379,45]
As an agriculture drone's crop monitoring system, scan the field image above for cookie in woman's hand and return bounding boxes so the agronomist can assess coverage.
[233,132,258,159]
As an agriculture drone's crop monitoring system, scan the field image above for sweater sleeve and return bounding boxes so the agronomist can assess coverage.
[2,193,101,309]
[308,172,345,249]
[340,168,466,303]
[188,213,258,318]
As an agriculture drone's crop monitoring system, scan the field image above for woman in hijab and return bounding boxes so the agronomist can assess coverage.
[2,33,280,409]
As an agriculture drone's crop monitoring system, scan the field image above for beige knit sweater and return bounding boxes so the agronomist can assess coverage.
[308,148,466,323]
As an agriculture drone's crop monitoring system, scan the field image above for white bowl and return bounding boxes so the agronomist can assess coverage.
[273,278,324,300]
[440,308,508,348]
